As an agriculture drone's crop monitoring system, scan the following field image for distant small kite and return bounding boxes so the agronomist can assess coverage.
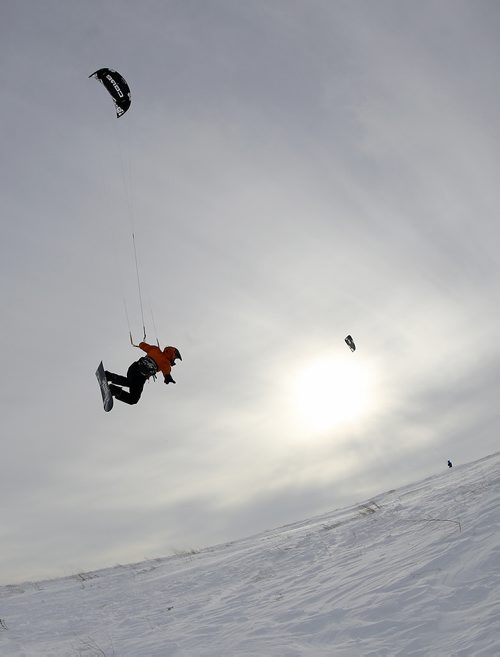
[89,68,131,118]
[345,335,356,352]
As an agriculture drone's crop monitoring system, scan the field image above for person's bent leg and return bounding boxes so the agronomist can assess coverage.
[126,363,146,404]
[105,371,129,386]
[110,384,142,405]
[108,362,146,405]
[126,377,145,404]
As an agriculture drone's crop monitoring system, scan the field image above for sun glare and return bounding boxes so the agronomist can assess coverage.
[292,353,376,434]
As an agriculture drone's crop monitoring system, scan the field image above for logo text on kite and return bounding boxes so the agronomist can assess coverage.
[105,74,124,98]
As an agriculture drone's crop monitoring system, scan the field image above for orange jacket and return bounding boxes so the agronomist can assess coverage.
[138,342,179,378]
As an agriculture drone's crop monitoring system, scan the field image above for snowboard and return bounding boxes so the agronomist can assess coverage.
[96,361,113,412]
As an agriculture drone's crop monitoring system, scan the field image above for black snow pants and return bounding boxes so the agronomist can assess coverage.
[107,362,147,405]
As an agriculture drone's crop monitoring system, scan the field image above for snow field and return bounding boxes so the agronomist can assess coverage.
[1,452,498,656]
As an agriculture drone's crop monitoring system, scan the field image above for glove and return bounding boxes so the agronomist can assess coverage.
[164,374,176,384]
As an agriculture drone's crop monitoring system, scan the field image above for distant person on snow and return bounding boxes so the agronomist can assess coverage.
[106,341,182,405]
[448,460,453,468]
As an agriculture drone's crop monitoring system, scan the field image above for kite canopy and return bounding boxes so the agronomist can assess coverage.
[89,68,131,117]
[345,335,356,352]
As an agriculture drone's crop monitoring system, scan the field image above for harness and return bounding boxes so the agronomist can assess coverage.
[137,356,159,380]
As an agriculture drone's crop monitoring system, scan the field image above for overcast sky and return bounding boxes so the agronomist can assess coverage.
[2,0,500,584]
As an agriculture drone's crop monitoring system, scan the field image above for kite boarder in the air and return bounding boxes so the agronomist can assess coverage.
[105,341,182,405]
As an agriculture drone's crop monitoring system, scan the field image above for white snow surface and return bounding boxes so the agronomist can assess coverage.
[1,453,498,657]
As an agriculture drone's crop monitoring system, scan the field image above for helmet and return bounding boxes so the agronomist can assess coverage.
[164,346,182,366]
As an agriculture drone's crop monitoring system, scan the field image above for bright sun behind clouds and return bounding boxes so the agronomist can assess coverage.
[292,352,378,434]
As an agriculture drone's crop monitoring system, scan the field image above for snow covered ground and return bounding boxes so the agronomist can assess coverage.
[1,452,498,657]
